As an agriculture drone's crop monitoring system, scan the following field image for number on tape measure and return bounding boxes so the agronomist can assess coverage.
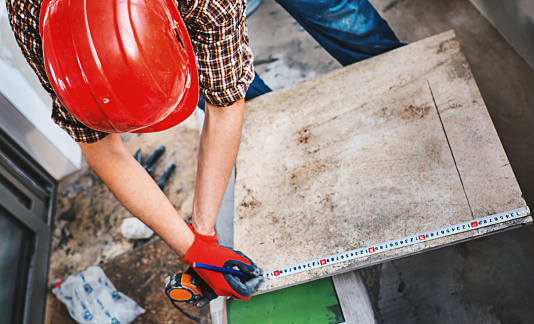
[264,207,530,279]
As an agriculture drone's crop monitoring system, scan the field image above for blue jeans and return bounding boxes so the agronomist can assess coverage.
[199,0,403,108]
[197,71,271,110]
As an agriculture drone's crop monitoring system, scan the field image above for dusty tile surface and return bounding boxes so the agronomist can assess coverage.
[234,31,530,291]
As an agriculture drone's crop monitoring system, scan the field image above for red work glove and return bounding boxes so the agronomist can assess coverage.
[182,225,264,300]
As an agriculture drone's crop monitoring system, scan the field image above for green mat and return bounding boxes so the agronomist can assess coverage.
[227,277,344,324]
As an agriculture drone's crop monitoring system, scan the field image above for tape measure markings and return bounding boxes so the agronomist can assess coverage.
[263,206,530,279]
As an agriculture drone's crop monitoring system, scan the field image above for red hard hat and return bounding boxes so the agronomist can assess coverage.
[40,0,198,133]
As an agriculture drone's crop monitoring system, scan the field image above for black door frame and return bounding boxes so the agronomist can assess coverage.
[0,128,56,324]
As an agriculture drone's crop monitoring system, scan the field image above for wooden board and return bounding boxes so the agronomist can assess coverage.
[233,30,530,292]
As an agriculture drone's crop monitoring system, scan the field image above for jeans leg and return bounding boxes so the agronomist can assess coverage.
[197,72,272,110]
[245,72,272,101]
[197,94,206,111]
[275,0,405,66]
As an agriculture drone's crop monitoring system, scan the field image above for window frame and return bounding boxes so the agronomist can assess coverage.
[0,128,56,324]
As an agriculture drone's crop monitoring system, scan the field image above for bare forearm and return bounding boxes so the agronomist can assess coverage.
[79,134,194,256]
[192,99,245,235]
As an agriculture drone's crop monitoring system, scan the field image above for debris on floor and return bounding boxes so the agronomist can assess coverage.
[52,266,145,324]
[121,217,154,240]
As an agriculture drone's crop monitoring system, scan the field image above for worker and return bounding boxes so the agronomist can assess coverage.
[7,0,402,302]
[7,0,262,301]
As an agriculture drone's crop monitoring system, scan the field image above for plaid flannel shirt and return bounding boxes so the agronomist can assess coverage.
[6,0,254,143]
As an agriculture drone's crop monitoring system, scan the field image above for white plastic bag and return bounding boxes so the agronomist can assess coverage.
[53,266,145,324]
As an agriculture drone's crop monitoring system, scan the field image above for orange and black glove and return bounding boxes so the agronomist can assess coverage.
[182,225,264,300]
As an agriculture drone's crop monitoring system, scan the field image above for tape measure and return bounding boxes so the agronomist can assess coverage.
[165,271,217,323]
[263,206,530,279]
[165,273,204,306]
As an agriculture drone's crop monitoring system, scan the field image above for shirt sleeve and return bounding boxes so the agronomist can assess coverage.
[6,0,108,143]
[180,0,255,107]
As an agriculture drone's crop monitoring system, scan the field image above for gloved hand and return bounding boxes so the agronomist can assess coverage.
[182,225,264,300]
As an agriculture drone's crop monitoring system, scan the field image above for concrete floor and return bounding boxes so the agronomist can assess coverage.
[247,0,534,323]
[45,0,534,323]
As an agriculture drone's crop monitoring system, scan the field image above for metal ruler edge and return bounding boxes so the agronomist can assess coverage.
[263,206,531,279]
